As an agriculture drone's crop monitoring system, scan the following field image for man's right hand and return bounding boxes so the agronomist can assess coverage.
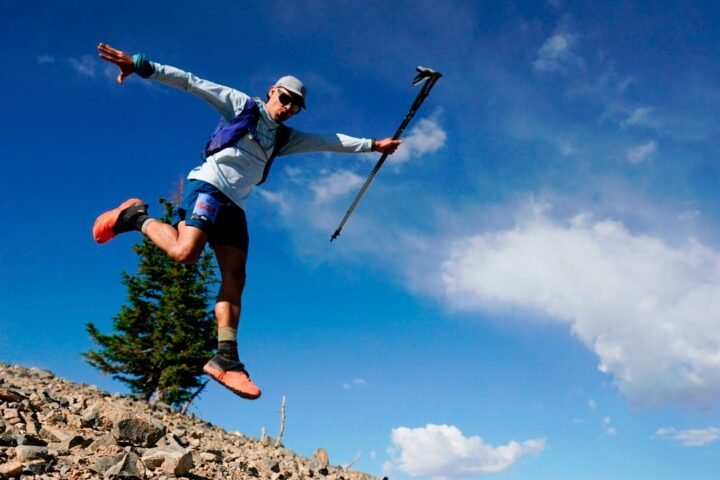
[97,43,135,84]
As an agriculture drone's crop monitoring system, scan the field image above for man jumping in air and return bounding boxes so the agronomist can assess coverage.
[93,43,401,400]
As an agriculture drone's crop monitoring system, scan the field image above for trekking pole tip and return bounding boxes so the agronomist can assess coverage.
[330,229,341,242]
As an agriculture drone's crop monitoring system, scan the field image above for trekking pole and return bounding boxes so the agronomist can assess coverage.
[330,66,442,242]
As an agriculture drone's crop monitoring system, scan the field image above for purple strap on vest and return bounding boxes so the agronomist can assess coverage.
[204,98,260,157]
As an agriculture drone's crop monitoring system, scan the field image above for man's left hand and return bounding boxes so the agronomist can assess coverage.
[373,138,402,155]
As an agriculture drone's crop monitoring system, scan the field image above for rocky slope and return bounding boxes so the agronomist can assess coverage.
[0,363,380,480]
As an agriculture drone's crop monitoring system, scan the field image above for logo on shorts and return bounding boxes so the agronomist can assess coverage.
[192,193,221,224]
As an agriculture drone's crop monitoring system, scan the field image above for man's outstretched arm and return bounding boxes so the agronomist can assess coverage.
[97,42,247,119]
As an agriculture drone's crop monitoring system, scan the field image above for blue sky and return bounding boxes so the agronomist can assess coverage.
[2,0,720,478]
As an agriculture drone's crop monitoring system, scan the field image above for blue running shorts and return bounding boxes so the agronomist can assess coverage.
[174,180,249,253]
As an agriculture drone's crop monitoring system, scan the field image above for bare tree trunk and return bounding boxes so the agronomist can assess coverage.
[275,396,286,447]
[345,451,362,471]
[181,380,209,416]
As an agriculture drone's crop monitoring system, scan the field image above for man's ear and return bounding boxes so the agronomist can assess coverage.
[266,86,275,101]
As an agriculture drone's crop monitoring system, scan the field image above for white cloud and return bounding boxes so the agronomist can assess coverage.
[627,141,657,164]
[69,54,97,77]
[624,107,655,127]
[602,416,617,436]
[389,117,447,166]
[656,427,720,447]
[678,209,700,222]
[559,141,575,156]
[37,55,55,65]
[342,378,367,390]
[385,424,544,479]
[533,32,584,74]
[588,398,597,410]
[309,170,364,204]
[257,189,292,216]
[440,206,720,407]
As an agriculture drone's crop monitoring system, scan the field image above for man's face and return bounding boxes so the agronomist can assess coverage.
[266,87,302,123]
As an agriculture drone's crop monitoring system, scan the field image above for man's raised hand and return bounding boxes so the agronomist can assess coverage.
[97,43,135,84]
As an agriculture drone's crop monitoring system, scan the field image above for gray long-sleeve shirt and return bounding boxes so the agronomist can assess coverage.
[149,63,373,208]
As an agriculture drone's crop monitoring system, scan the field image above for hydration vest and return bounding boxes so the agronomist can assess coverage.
[203,97,291,185]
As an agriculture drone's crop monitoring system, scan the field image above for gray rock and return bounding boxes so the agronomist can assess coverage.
[49,445,70,457]
[40,425,69,443]
[199,451,221,463]
[0,387,26,403]
[81,404,101,427]
[14,434,48,446]
[2,408,19,420]
[112,413,166,447]
[29,367,55,379]
[156,432,187,449]
[142,445,193,475]
[88,432,119,452]
[94,453,126,474]
[104,450,146,479]
[57,433,86,450]
[24,459,50,475]
[40,389,69,407]
[20,411,41,435]
[150,401,173,413]
[15,444,51,461]
[265,459,281,473]
[0,461,23,477]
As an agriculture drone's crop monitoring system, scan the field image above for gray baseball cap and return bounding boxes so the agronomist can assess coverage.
[274,75,307,109]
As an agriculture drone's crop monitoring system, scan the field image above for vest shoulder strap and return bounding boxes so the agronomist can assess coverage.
[257,124,291,186]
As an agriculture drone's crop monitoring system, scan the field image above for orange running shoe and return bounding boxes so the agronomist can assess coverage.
[203,357,262,400]
[92,198,147,244]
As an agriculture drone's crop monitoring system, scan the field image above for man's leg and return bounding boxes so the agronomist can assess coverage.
[93,198,207,264]
[95,189,260,399]
[213,243,247,336]
[203,243,261,400]
[143,219,207,264]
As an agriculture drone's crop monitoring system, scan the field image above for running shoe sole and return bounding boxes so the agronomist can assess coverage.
[92,198,143,244]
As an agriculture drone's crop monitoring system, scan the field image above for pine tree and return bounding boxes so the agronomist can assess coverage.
[84,199,217,407]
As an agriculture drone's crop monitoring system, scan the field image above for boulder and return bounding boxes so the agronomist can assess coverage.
[103,450,146,479]
[142,445,193,475]
[112,413,166,447]
[15,444,51,461]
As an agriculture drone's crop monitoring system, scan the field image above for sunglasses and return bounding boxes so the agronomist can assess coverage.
[277,89,302,114]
